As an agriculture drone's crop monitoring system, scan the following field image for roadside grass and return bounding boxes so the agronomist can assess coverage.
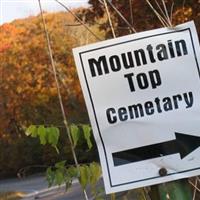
[0,192,24,200]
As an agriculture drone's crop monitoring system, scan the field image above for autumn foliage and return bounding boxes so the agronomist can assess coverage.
[0,12,94,139]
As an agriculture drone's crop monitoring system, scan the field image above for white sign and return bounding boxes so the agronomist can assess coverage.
[73,21,200,194]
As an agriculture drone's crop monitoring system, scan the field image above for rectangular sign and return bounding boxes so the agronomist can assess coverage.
[73,21,200,193]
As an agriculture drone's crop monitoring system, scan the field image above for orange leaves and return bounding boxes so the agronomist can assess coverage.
[0,23,25,52]
[0,44,11,53]
[0,11,91,138]
[173,7,193,24]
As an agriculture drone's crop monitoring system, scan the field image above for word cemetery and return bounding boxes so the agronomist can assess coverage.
[106,91,193,124]
[88,39,191,124]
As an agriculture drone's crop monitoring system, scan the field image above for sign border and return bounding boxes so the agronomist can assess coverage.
[78,28,200,188]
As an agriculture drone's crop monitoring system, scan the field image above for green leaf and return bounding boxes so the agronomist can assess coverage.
[70,124,80,148]
[55,161,66,169]
[79,165,90,189]
[89,162,102,186]
[46,167,55,187]
[55,170,64,186]
[82,125,92,149]
[67,166,78,178]
[64,167,77,191]
[26,125,37,137]
[38,125,47,145]
[95,187,105,200]
[47,127,60,146]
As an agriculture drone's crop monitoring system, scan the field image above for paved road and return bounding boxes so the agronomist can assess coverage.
[0,175,137,200]
[0,175,47,194]
[0,175,107,200]
[38,182,92,200]
[38,180,136,200]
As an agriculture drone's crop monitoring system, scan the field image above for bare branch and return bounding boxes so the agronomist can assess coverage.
[145,0,170,27]
[38,1,89,199]
[55,0,102,41]
[129,0,134,26]
[192,178,198,200]
[189,180,200,193]
[106,0,137,33]
[170,1,174,26]
[161,0,173,27]
[103,0,116,38]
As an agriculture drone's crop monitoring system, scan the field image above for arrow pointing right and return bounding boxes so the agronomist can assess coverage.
[112,132,200,167]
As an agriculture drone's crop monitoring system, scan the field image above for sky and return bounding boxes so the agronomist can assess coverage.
[0,0,89,25]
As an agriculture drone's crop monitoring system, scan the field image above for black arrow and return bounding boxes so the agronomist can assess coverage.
[112,132,200,167]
